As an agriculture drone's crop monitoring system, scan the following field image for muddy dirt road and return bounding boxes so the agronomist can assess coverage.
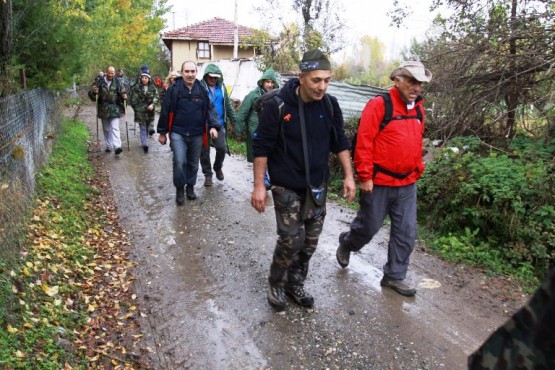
[81,104,526,369]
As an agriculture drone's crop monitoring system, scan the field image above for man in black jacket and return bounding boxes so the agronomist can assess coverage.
[157,61,219,204]
[251,50,356,311]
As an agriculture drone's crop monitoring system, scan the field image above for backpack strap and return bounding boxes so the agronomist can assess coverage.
[415,105,423,123]
[383,94,424,128]
[324,94,334,119]
[167,83,180,134]
[379,93,393,130]
[274,94,287,155]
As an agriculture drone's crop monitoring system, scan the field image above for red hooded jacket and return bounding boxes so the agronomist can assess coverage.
[354,87,425,186]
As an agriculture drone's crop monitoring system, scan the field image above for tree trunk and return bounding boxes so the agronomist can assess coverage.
[505,0,518,139]
[0,0,12,69]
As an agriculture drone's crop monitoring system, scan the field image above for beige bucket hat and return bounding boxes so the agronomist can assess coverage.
[390,61,432,82]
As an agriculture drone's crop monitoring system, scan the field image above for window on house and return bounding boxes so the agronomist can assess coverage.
[197,42,210,59]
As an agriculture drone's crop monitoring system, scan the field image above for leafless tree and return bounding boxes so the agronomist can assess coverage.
[407,0,554,143]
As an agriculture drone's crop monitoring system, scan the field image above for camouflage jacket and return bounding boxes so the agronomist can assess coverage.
[468,267,555,369]
[129,83,158,123]
[88,77,126,119]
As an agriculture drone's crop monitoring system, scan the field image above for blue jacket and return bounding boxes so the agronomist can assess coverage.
[157,77,219,137]
[199,64,236,128]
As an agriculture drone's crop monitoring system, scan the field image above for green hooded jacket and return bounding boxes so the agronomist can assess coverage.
[235,68,279,162]
[199,64,236,129]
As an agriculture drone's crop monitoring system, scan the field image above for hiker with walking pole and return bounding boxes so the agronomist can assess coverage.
[95,90,100,149]
[124,101,130,152]
[88,66,128,155]
[129,72,158,153]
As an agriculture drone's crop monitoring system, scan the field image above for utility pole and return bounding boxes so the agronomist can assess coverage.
[233,0,238,59]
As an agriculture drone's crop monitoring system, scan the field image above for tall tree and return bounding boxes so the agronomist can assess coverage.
[0,0,168,92]
[243,23,301,74]
[82,0,168,81]
[0,0,14,94]
[254,0,345,58]
[407,0,555,141]
[11,0,88,90]
[292,0,345,54]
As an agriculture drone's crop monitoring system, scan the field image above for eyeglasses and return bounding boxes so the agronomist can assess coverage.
[398,75,422,85]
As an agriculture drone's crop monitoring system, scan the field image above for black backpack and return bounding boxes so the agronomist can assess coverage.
[350,93,422,160]
[253,88,285,119]
[254,87,334,122]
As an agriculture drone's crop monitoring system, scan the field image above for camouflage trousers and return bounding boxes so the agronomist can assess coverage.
[468,267,555,369]
[268,186,325,288]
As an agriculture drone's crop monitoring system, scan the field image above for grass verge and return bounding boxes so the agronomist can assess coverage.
[0,118,148,369]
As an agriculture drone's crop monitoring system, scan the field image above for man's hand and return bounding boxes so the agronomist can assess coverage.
[251,184,268,213]
[343,176,356,202]
[210,128,218,140]
[158,133,167,145]
[251,157,269,213]
[359,179,373,193]
[147,104,154,111]
[92,86,99,94]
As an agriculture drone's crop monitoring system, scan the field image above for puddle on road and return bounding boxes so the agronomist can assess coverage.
[81,104,514,370]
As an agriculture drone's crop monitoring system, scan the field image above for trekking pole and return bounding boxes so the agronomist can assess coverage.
[124,101,130,152]
[95,94,100,143]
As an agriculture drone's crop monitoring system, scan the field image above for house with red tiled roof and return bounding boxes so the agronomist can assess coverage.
[161,17,259,69]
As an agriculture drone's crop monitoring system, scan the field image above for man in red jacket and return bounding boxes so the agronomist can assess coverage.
[336,61,432,297]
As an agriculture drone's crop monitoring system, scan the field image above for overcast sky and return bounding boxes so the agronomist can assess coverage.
[163,0,442,60]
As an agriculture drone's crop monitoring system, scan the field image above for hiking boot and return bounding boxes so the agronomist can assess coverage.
[176,187,185,205]
[148,128,155,136]
[143,145,149,153]
[336,232,351,268]
[285,285,314,307]
[105,147,112,153]
[114,147,123,155]
[380,276,416,297]
[215,169,224,181]
[204,176,213,187]
[186,186,197,200]
[267,284,286,311]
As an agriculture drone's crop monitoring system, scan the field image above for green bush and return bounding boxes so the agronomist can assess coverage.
[418,135,555,279]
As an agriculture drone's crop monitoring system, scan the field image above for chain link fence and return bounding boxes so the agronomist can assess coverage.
[0,88,62,259]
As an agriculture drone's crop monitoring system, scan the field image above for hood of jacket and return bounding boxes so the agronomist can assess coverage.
[202,64,224,85]
[279,77,301,108]
[257,68,279,89]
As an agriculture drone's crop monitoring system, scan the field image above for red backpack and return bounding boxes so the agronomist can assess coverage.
[153,75,163,88]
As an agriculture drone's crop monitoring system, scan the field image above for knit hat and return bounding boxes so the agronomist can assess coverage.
[141,73,151,80]
[390,61,432,82]
[141,65,149,73]
[299,49,331,72]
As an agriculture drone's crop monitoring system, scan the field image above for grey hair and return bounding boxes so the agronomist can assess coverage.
[181,60,197,72]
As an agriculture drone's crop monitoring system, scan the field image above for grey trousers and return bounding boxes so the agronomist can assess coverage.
[200,126,226,176]
[341,183,417,280]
